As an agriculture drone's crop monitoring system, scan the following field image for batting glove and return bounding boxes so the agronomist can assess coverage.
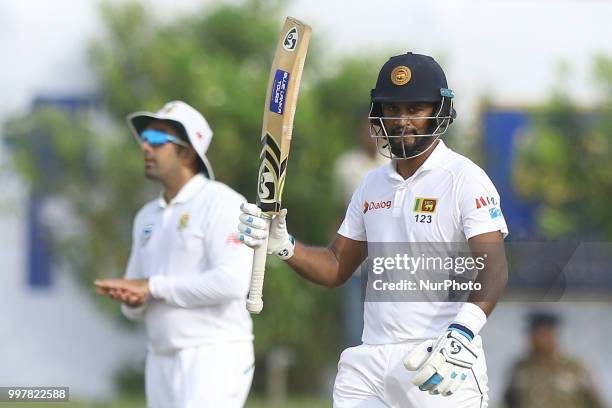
[404,325,478,396]
[238,203,295,260]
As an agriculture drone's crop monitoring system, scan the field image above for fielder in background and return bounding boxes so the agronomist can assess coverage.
[239,53,509,407]
[504,312,605,408]
[95,101,254,408]
[332,119,388,347]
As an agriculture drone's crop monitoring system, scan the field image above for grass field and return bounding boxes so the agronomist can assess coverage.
[0,396,330,408]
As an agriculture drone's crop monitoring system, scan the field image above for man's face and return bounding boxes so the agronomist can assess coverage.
[380,102,435,158]
[140,120,185,181]
[530,326,558,357]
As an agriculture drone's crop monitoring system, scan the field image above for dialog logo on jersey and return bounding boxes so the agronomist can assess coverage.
[475,196,497,209]
[363,200,392,214]
[413,197,438,213]
[141,224,154,247]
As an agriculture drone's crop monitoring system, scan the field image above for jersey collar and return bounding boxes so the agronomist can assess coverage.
[157,174,208,208]
[385,140,450,181]
[420,139,450,171]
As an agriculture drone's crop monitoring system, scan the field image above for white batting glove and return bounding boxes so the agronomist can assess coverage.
[238,203,295,260]
[404,327,478,396]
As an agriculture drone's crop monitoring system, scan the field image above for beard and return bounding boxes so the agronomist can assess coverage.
[386,127,435,158]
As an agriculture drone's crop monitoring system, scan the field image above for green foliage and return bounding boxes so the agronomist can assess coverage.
[114,362,145,397]
[3,107,148,299]
[513,56,612,238]
[1,0,388,393]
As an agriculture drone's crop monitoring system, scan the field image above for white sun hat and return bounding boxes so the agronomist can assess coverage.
[127,100,215,179]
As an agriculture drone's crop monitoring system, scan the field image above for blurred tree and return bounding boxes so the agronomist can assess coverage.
[513,55,612,239]
[3,105,148,317]
[2,0,386,394]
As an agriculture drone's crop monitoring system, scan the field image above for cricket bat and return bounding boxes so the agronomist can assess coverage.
[246,17,311,314]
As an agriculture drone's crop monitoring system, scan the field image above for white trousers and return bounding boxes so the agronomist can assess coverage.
[145,341,254,408]
[333,337,488,408]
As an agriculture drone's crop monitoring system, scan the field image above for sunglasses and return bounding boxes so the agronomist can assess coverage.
[140,129,190,147]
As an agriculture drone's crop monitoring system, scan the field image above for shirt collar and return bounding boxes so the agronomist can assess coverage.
[384,139,450,181]
[420,139,450,171]
[157,174,207,209]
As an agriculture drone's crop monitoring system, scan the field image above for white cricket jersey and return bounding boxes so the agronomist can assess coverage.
[338,140,508,345]
[121,174,254,353]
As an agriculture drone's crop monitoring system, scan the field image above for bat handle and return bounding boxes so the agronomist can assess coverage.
[247,216,271,314]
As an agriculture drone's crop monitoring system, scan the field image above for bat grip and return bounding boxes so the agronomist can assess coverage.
[247,216,271,314]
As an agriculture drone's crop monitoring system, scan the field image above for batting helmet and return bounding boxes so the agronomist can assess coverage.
[369,52,456,159]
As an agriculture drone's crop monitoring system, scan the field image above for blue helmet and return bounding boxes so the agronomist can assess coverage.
[369,53,456,159]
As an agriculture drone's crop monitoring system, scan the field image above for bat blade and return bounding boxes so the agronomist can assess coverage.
[247,17,311,314]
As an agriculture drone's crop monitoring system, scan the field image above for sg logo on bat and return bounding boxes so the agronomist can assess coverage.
[283,27,298,51]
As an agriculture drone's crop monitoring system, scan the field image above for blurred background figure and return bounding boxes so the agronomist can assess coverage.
[332,118,388,347]
[503,311,606,408]
[333,119,388,205]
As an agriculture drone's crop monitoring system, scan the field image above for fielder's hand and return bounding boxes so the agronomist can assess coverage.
[404,328,478,396]
[95,278,150,307]
[238,203,295,260]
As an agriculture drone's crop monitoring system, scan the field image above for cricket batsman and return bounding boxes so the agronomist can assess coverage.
[238,53,509,407]
[95,101,254,408]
